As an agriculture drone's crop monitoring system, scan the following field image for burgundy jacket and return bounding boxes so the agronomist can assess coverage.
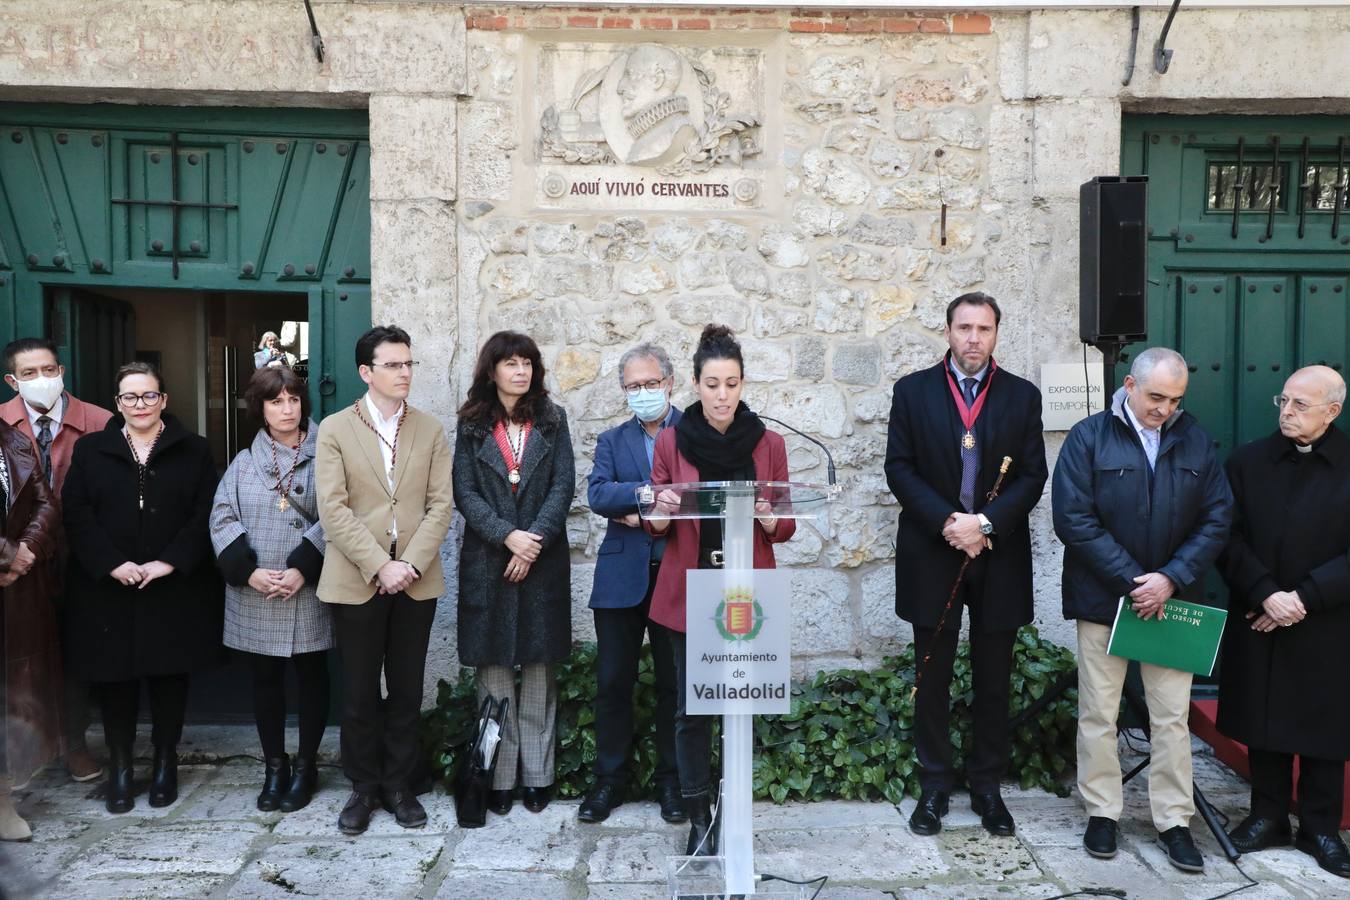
[644,427,796,633]
[1,393,114,499]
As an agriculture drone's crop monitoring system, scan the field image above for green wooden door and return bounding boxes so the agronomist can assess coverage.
[1122,116,1350,458]
[48,287,135,415]
[1122,115,1349,647]
[0,103,372,419]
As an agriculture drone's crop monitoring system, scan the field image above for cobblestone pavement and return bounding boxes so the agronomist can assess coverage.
[1,728,1346,899]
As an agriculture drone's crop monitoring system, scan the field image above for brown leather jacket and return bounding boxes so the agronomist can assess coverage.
[1,419,64,782]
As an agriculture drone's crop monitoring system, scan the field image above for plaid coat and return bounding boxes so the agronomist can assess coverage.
[211,424,332,656]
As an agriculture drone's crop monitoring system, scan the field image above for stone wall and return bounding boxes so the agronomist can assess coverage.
[3,1,1349,688]
[456,11,1008,677]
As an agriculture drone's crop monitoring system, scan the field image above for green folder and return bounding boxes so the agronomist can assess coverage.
[1107,597,1228,676]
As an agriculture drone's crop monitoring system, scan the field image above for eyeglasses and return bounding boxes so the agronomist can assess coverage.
[116,392,163,408]
[1273,395,1333,413]
[373,361,420,372]
[623,378,667,397]
[17,366,60,379]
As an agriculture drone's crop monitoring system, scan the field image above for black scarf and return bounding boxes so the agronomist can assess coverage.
[676,401,765,553]
[675,401,764,483]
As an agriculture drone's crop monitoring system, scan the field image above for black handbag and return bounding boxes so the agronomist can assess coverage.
[453,693,510,828]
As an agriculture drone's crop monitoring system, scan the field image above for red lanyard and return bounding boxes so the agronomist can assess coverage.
[945,356,997,448]
[491,420,531,490]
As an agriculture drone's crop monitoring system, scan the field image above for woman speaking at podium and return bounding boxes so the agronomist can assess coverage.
[645,324,795,856]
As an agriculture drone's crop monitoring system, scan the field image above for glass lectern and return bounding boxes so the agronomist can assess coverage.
[638,480,838,899]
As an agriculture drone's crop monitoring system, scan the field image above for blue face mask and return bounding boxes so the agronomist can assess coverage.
[627,388,669,423]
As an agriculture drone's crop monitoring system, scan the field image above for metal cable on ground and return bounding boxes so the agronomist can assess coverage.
[758,873,828,899]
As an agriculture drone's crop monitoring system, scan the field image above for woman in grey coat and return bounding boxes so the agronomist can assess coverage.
[454,331,575,817]
[212,366,331,813]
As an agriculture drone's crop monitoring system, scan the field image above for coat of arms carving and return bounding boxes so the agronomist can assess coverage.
[539,43,762,176]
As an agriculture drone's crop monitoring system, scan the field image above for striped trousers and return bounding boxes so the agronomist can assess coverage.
[475,663,558,790]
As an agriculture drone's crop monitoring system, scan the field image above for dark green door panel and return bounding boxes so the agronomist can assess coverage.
[326,141,372,283]
[308,284,372,419]
[1175,274,1235,453]
[1163,270,1346,454]
[0,104,370,418]
[1236,276,1295,448]
[47,287,134,413]
[0,273,15,340]
[1300,276,1349,373]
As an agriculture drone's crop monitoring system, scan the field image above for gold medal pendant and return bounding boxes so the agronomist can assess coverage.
[508,468,521,485]
[277,496,290,512]
[962,431,976,450]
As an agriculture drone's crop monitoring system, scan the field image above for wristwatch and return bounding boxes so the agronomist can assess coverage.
[977,514,994,535]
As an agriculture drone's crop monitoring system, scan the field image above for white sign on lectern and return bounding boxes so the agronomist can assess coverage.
[685,568,791,715]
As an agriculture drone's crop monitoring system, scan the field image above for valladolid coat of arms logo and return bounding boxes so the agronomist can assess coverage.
[539,43,762,176]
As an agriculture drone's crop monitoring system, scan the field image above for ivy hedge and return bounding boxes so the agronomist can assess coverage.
[420,625,1078,804]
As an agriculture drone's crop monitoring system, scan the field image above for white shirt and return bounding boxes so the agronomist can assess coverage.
[364,393,404,541]
[24,394,64,441]
[1122,401,1161,469]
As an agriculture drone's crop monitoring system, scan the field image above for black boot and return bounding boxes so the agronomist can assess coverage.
[104,744,135,814]
[148,745,178,808]
[257,754,290,812]
[685,793,718,857]
[279,757,318,813]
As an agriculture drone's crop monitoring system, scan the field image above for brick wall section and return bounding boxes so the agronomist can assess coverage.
[465,8,992,34]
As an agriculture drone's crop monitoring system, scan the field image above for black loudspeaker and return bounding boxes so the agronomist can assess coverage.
[1080,176,1148,344]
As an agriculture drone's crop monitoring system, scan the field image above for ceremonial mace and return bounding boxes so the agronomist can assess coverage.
[911,456,1013,701]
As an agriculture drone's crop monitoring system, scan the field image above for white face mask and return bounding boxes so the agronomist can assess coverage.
[13,374,64,412]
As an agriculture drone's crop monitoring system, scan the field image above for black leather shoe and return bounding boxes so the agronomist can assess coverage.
[1083,816,1118,859]
[578,783,624,823]
[487,789,513,816]
[257,755,290,812]
[685,793,717,856]
[908,790,950,836]
[970,790,1015,836]
[1159,825,1205,872]
[279,757,317,813]
[1228,813,1292,853]
[523,784,553,813]
[658,783,688,824]
[381,790,428,829]
[104,745,135,815]
[148,746,178,808]
[1296,829,1350,878]
[338,791,379,835]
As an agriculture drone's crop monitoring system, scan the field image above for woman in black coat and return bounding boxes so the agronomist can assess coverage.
[62,362,221,814]
[453,331,575,817]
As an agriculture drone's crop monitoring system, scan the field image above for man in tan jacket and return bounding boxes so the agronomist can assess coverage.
[316,325,453,835]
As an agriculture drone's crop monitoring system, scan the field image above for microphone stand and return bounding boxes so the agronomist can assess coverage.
[753,414,837,485]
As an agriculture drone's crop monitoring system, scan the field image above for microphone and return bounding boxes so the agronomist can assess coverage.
[752,414,837,485]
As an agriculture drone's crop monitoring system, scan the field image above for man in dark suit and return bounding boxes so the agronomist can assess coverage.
[1217,365,1350,878]
[884,292,1048,837]
[577,343,685,824]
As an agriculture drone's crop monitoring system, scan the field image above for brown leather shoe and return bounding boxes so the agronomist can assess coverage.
[338,791,380,835]
[381,790,428,829]
[66,748,104,783]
